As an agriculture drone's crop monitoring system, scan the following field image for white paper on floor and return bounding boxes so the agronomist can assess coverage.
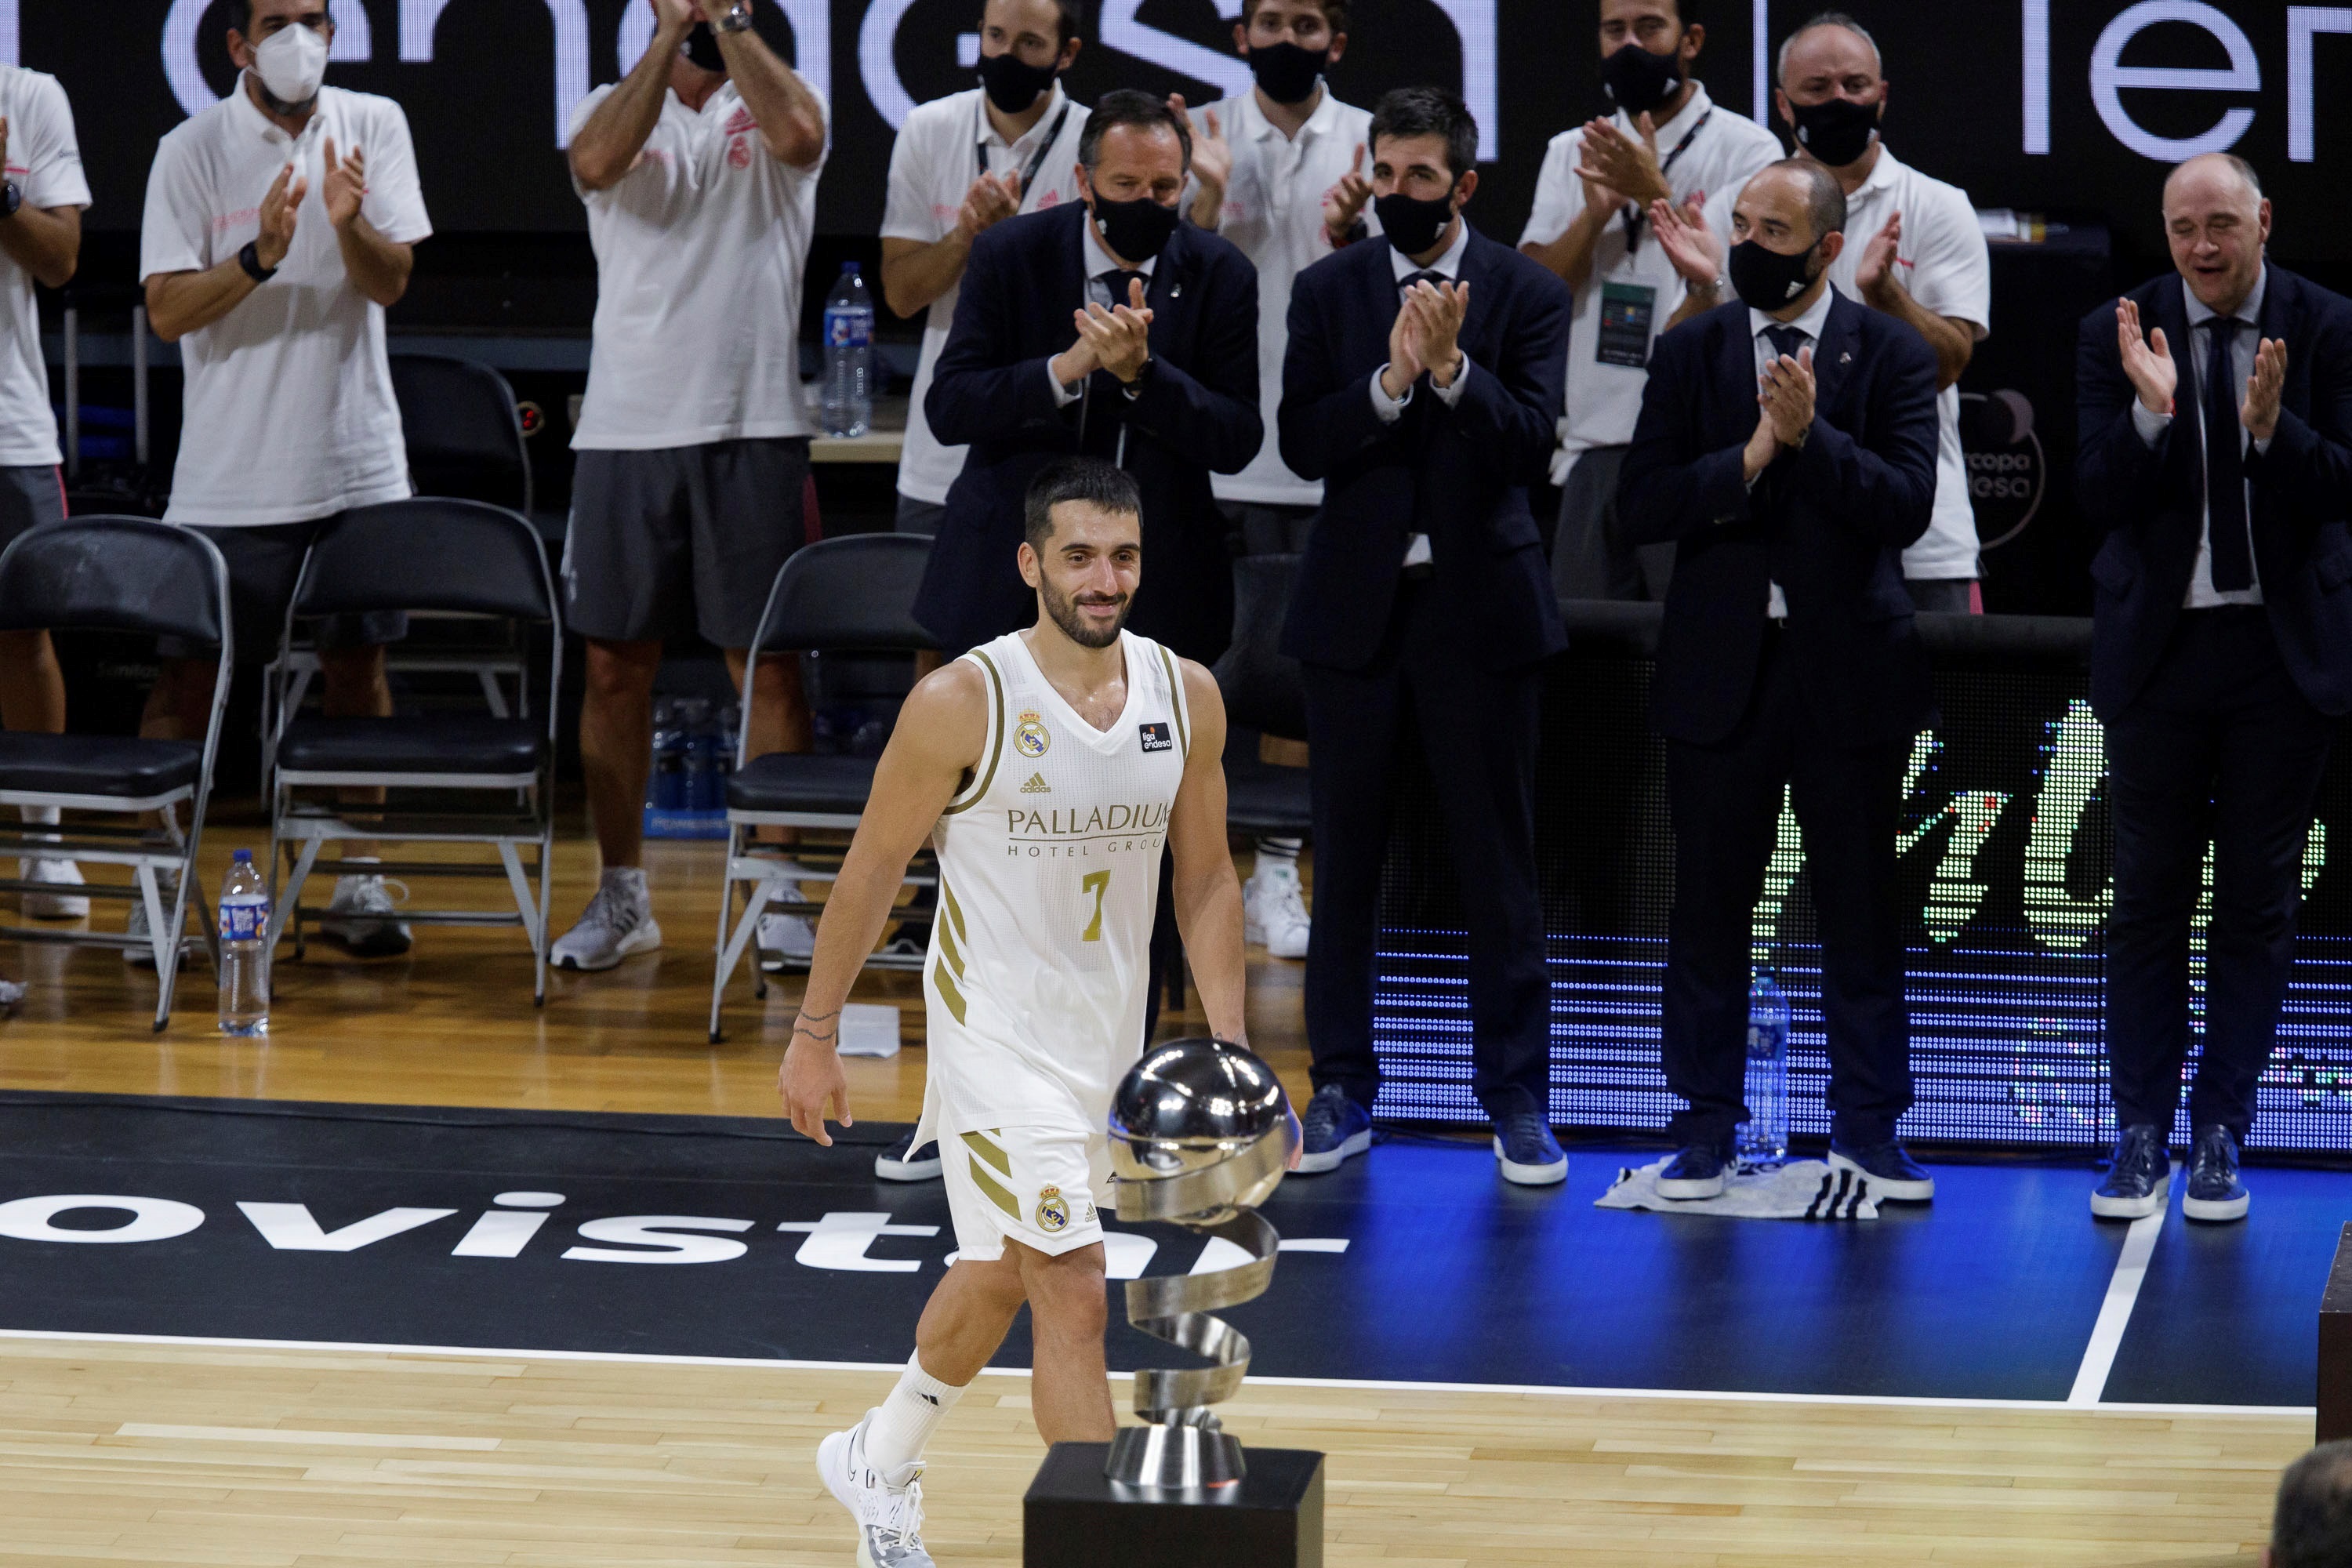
[837,1003,902,1058]
[1596,1158,1878,1220]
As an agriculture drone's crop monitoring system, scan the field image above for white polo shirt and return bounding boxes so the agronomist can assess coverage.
[1710,144,1991,580]
[1190,83,1376,507]
[571,78,828,452]
[1520,81,1780,484]
[140,82,430,526]
[883,83,1088,505]
[0,66,89,470]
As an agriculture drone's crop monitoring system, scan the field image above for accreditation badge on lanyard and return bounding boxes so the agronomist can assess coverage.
[978,100,1074,213]
[1596,281,1657,368]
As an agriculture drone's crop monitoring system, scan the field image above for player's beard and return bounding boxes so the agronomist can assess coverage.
[1040,579,1131,650]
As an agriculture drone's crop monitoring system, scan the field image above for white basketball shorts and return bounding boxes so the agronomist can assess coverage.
[942,1123,1113,1262]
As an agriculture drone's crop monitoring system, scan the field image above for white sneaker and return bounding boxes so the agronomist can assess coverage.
[124,881,179,970]
[1243,862,1311,959]
[551,873,661,971]
[817,1412,935,1568]
[0,975,21,1011]
[20,858,89,919]
[757,909,817,973]
[318,871,412,957]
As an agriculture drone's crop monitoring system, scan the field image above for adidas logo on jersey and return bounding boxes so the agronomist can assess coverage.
[1020,773,1051,794]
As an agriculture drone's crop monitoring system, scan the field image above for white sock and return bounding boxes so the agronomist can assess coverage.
[21,804,59,849]
[863,1353,966,1475]
[1254,838,1301,874]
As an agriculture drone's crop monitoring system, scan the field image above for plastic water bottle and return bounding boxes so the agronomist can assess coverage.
[650,699,689,812]
[1739,971,1791,1166]
[821,261,875,439]
[216,848,270,1038]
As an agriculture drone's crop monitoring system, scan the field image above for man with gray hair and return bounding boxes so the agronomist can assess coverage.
[2267,1441,2352,1567]
[1658,9,1990,610]
[2075,152,2352,1227]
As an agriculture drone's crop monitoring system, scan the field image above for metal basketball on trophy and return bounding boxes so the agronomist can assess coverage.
[1103,1035,1301,1488]
[1022,1037,1326,1568]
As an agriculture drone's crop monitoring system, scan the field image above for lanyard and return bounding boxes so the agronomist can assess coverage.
[1622,107,1712,254]
[978,102,1073,212]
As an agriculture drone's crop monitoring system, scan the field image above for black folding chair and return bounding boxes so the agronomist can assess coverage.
[710,534,938,1043]
[390,353,533,516]
[0,516,231,1029]
[1213,553,1314,844]
[264,499,561,1000]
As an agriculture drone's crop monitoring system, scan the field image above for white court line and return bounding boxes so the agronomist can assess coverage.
[0,1322,2302,1419]
[2068,1169,2180,1406]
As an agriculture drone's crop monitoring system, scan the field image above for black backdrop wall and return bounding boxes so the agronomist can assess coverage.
[31,0,2352,278]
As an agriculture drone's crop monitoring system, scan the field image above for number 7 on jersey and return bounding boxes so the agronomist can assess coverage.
[1080,869,1110,942]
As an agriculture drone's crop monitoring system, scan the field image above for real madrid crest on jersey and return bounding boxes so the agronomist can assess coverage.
[1035,1185,1072,1232]
[1014,710,1051,759]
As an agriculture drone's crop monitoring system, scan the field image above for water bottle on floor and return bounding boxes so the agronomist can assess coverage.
[1738,970,1790,1167]
[217,848,270,1039]
[821,261,874,439]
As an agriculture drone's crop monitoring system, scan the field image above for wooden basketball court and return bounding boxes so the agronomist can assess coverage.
[0,817,2305,1566]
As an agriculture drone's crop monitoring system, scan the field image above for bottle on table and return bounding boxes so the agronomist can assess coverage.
[216,848,270,1039]
[1738,970,1791,1167]
[821,260,875,440]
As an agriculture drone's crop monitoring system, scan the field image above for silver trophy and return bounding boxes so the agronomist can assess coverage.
[1103,1036,1301,1490]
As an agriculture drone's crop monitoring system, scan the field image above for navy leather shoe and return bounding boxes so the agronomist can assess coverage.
[1492,1111,1566,1186]
[2090,1123,2169,1220]
[873,1128,941,1183]
[1829,1138,1935,1202]
[1296,1083,1372,1174]
[1656,1142,1728,1200]
[2183,1123,2249,1223]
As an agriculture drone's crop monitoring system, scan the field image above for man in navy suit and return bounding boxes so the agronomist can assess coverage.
[1277,87,1573,1186]
[917,88,1262,666]
[2076,154,2352,1227]
[1618,159,1941,1202]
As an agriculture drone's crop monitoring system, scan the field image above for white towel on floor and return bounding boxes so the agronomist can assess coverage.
[1596,1157,1878,1220]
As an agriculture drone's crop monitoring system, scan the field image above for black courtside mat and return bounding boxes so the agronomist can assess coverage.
[0,1092,2329,1408]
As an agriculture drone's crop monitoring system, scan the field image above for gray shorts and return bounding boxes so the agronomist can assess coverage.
[0,463,64,553]
[163,517,408,664]
[1218,499,1318,556]
[1553,445,1672,602]
[895,494,945,536]
[565,437,811,648]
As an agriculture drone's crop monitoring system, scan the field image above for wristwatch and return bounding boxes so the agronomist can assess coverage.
[0,183,20,220]
[714,2,753,32]
[238,240,278,284]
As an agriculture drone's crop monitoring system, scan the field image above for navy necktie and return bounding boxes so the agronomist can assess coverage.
[1093,269,1137,310]
[1763,325,1808,362]
[2204,316,2253,591]
[1398,269,1445,296]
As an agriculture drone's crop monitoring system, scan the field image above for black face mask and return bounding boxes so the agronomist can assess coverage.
[1090,193,1181,263]
[976,49,1058,114]
[1727,237,1825,313]
[1790,96,1881,168]
[1374,187,1457,258]
[682,22,726,73]
[1247,40,1328,105]
[1602,39,1682,118]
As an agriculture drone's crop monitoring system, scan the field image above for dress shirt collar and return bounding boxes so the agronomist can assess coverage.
[2183,263,2267,330]
[1080,205,1160,282]
[1239,82,1341,143]
[1748,276,1837,347]
[983,82,1069,154]
[1391,215,1471,281]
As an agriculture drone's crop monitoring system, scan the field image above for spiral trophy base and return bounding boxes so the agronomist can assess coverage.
[1105,1416,1247,1489]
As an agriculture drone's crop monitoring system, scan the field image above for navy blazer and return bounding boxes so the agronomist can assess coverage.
[1276,223,1570,673]
[2074,265,2352,719]
[1619,289,1941,749]
[916,202,1262,663]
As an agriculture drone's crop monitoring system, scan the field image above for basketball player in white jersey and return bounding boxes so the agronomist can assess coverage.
[781,457,1248,1566]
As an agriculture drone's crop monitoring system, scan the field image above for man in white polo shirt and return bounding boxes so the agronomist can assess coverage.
[553,0,828,975]
[882,0,1088,539]
[1521,0,1778,603]
[140,0,431,959]
[1175,0,1375,964]
[1672,11,1990,610]
[0,62,91,922]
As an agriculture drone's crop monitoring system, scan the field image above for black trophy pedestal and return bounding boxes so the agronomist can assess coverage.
[1022,1442,1324,1566]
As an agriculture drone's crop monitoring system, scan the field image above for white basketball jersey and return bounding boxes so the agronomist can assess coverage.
[922,629,1192,1137]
